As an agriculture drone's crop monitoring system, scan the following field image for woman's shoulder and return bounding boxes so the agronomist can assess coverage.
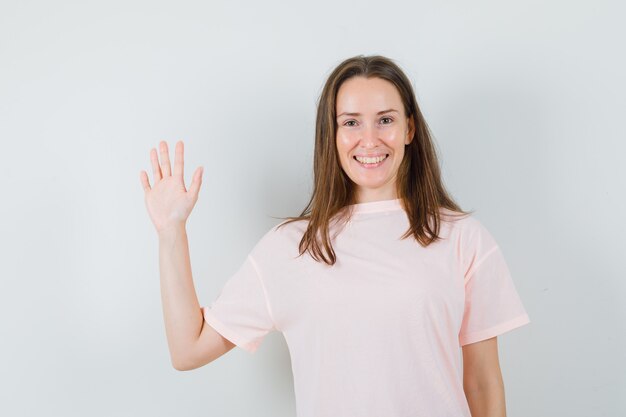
[272,217,309,238]
[250,218,309,256]
[436,207,489,239]
[437,208,499,250]
[438,207,473,227]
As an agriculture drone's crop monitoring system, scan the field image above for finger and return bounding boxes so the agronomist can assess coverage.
[139,170,151,192]
[160,140,172,177]
[150,148,162,182]
[188,166,203,198]
[173,140,184,178]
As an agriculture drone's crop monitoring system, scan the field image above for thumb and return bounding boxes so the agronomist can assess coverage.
[188,166,203,198]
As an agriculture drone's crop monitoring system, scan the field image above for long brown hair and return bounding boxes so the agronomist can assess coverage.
[274,54,472,265]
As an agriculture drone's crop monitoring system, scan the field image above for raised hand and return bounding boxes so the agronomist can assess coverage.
[139,140,203,235]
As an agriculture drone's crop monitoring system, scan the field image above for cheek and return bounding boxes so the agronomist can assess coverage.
[336,132,355,153]
[336,131,353,143]
[386,128,403,142]
[387,131,407,151]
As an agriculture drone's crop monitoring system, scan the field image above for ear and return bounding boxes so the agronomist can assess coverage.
[406,117,415,145]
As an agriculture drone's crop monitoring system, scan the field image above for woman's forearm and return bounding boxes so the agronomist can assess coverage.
[464,382,507,417]
[158,224,203,369]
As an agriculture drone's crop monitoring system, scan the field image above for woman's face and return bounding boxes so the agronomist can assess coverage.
[335,76,414,203]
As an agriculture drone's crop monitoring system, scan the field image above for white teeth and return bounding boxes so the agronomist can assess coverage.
[355,154,387,164]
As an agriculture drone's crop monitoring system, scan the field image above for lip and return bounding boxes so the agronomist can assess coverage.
[353,153,389,169]
[353,153,389,158]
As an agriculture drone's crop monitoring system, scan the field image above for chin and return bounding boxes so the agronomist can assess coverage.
[353,180,388,189]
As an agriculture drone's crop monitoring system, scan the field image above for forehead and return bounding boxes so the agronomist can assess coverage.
[336,76,403,113]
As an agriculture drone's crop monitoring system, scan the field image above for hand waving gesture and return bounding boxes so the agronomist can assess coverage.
[139,140,204,235]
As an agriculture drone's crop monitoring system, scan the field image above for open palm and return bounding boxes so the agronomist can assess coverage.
[139,140,203,234]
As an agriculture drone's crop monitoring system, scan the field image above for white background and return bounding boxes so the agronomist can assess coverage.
[1,0,624,416]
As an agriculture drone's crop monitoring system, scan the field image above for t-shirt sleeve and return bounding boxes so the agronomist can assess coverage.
[458,220,531,347]
[201,253,277,354]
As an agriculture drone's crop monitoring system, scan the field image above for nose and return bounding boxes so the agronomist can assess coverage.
[360,123,380,147]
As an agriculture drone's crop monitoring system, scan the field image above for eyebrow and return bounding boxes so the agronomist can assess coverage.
[336,109,399,118]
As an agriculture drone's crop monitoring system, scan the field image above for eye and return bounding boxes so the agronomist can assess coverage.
[380,117,393,124]
[344,120,357,127]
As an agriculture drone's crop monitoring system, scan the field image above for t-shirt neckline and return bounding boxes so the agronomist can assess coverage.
[346,198,404,214]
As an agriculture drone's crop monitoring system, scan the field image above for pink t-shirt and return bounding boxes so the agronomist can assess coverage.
[201,198,531,417]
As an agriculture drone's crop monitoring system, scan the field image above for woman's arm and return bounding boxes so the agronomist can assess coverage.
[158,224,205,370]
[158,225,236,370]
[462,336,507,417]
[140,141,212,370]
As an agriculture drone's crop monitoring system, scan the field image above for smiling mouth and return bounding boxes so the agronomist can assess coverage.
[353,154,389,165]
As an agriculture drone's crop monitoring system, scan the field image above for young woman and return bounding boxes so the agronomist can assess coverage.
[140,55,531,417]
